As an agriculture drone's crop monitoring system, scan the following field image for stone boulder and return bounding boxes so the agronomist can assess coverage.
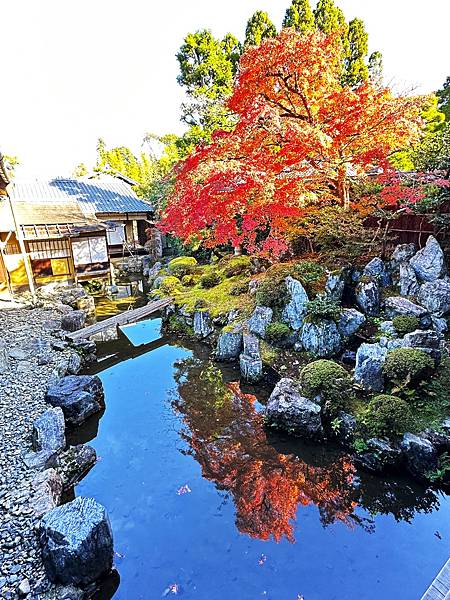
[59,445,97,490]
[193,310,214,339]
[354,343,387,392]
[334,412,357,448]
[146,261,162,283]
[239,334,263,383]
[61,310,86,333]
[390,243,416,268]
[247,306,273,338]
[66,352,82,375]
[31,469,63,517]
[40,496,114,586]
[399,263,420,297]
[216,324,243,361]
[299,320,342,358]
[46,375,104,426]
[338,308,366,338]
[400,433,439,482]
[355,279,380,316]
[379,321,397,337]
[431,316,448,335]
[410,235,446,282]
[384,296,431,328]
[363,257,391,287]
[265,378,323,440]
[325,270,346,302]
[355,438,402,474]
[417,279,450,316]
[32,407,66,454]
[403,329,441,362]
[76,296,96,318]
[281,277,309,330]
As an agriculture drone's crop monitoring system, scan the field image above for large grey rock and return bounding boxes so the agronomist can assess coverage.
[299,320,342,357]
[61,311,86,333]
[325,271,346,302]
[67,352,82,375]
[23,449,59,471]
[391,243,416,267]
[417,279,450,316]
[216,324,243,361]
[384,296,431,327]
[338,309,366,338]
[247,306,273,338]
[403,329,441,362]
[32,407,66,454]
[40,497,114,586]
[379,321,397,337]
[146,261,162,283]
[410,235,445,282]
[31,469,63,517]
[431,316,448,335]
[59,445,97,490]
[46,375,104,426]
[265,378,323,439]
[400,433,439,482]
[363,257,391,287]
[239,334,263,383]
[281,277,309,330]
[193,310,214,339]
[334,412,357,448]
[354,343,387,392]
[356,438,402,474]
[399,263,420,297]
[355,279,380,316]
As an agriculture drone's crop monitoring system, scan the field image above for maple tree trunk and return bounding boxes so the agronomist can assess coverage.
[337,168,350,209]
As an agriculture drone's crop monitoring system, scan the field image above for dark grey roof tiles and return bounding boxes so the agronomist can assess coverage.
[9,178,153,215]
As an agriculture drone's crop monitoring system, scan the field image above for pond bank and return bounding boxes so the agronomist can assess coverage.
[0,286,105,600]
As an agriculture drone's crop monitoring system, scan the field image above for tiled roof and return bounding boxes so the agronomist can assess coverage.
[9,177,153,215]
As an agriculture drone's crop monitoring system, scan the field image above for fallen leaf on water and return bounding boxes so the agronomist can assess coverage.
[297,595,305,599]
[434,531,442,540]
[177,484,191,495]
[162,583,180,596]
[114,551,125,559]
[258,554,267,565]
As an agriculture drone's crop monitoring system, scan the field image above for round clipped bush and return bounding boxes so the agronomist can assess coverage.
[364,394,413,438]
[200,270,222,288]
[305,296,341,323]
[265,322,291,345]
[383,347,434,385]
[168,256,198,277]
[159,276,182,294]
[392,316,420,335]
[299,359,353,414]
[181,274,199,287]
[223,255,252,277]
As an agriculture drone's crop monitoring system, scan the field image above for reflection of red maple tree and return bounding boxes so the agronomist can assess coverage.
[173,361,358,542]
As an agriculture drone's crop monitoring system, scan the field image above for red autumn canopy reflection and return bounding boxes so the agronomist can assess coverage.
[172,359,360,542]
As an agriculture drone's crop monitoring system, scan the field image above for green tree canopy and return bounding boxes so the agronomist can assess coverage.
[283,0,315,32]
[368,51,383,85]
[344,18,369,87]
[244,10,277,47]
[437,76,450,121]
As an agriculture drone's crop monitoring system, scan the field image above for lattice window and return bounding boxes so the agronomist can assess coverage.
[28,239,71,260]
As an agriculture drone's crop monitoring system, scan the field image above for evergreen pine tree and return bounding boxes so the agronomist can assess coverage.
[282,0,314,33]
[244,11,277,47]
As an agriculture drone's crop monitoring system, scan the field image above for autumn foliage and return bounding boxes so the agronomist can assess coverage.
[162,28,424,255]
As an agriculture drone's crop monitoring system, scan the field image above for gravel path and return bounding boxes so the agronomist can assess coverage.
[0,305,75,599]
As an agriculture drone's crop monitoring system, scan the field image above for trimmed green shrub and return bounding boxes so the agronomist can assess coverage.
[265,322,291,345]
[383,348,434,386]
[292,260,325,293]
[392,316,420,335]
[181,274,199,287]
[200,270,223,288]
[299,359,353,414]
[223,255,252,277]
[159,276,182,294]
[168,256,198,277]
[305,296,340,323]
[255,265,292,313]
[230,280,249,296]
[364,394,413,438]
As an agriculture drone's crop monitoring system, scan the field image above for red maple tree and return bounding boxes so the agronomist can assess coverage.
[162,29,424,255]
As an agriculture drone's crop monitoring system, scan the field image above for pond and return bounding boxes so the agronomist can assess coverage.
[75,318,450,600]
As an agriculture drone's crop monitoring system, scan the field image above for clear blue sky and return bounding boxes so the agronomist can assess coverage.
[2,0,449,177]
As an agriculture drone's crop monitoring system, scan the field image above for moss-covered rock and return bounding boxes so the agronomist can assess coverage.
[265,322,291,345]
[168,256,198,277]
[364,395,414,438]
[299,359,352,415]
[200,270,223,288]
[222,255,252,277]
[383,347,434,386]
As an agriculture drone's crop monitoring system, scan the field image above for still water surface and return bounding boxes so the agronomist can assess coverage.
[77,319,450,600]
